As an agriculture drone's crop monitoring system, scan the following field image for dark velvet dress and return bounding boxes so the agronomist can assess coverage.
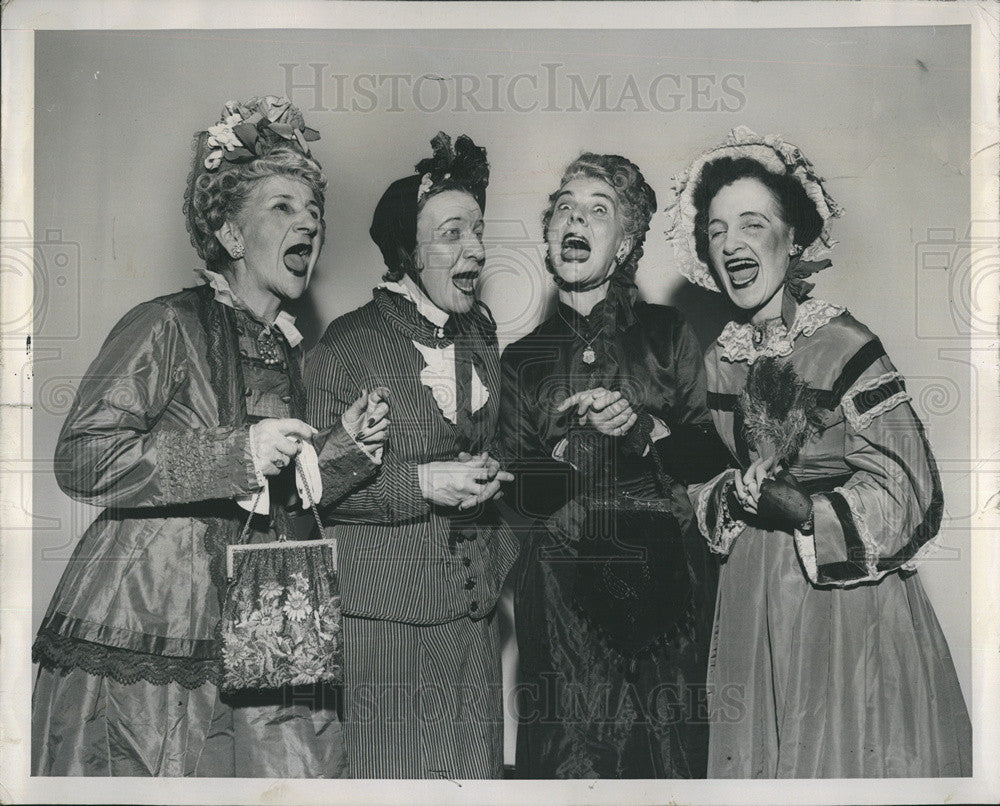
[499,299,732,779]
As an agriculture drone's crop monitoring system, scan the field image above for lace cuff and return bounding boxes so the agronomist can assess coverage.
[792,528,820,583]
[157,425,257,503]
[695,469,746,555]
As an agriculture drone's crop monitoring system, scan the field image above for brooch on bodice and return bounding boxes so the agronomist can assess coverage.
[256,326,283,365]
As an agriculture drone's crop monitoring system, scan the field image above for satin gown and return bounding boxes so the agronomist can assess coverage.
[499,299,732,778]
[694,297,972,777]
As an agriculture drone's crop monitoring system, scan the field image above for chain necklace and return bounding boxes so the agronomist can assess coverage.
[562,315,601,365]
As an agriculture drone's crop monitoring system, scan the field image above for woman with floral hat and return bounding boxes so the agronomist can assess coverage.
[31,96,387,777]
[665,127,971,777]
[305,132,517,778]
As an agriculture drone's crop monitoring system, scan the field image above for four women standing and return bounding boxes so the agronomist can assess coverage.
[32,100,972,780]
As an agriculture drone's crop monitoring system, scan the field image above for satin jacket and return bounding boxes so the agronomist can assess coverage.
[35,285,374,683]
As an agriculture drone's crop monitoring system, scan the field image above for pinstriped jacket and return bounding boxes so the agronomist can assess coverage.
[305,288,519,625]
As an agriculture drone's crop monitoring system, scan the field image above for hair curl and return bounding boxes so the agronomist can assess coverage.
[690,156,823,267]
[542,153,657,287]
[183,136,327,271]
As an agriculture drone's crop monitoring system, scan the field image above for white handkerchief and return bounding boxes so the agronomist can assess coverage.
[236,441,323,514]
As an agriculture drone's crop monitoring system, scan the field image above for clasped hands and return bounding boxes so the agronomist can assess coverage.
[418,452,513,511]
[557,387,638,437]
[248,388,390,476]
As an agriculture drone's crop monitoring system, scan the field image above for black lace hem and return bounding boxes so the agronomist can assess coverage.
[33,629,222,690]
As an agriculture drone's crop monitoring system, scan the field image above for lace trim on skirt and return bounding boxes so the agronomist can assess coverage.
[32,628,222,690]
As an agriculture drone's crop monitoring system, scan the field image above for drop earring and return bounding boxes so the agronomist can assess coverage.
[231,243,245,259]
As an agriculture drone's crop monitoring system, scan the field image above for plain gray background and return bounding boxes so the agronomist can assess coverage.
[31,27,973,724]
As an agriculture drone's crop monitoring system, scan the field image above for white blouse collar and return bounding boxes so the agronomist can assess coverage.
[717,298,846,364]
[198,269,303,347]
[378,275,450,331]
[377,276,488,423]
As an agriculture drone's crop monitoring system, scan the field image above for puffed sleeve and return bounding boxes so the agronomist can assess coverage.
[305,337,429,524]
[792,350,944,586]
[54,301,260,508]
[650,312,734,484]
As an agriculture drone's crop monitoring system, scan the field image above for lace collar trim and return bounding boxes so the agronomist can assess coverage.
[197,269,302,347]
[717,298,846,364]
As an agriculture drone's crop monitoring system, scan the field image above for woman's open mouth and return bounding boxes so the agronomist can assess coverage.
[561,234,591,263]
[725,257,759,289]
[282,242,313,277]
[451,269,480,296]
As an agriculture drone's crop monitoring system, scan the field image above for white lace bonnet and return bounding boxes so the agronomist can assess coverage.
[663,126,843,293]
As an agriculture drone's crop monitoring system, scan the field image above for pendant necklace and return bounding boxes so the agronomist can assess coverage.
[564,319,600,365]
[751,316,783,348]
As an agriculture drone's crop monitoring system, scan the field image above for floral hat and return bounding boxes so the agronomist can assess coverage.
[200,95,319,171]
[663,126,843,293]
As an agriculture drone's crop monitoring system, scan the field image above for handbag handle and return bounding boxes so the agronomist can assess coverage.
[234,452,326,545]
[295,459,327,538]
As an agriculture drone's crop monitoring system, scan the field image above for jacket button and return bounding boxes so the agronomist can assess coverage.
[244,388,253,397]
[462,557,471,567]
[464,578,476,590]
[469,601,478,612]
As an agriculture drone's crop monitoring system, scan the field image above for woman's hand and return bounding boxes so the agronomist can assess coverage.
[342,387,390,458]
[249,418,317,476]
[418,453,514,509]
[557,387,638,437]
[732,456,778,514]
[455,451,514,511]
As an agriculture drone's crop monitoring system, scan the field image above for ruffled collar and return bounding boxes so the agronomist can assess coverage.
[376,275,489,426]
[198,269,303,347]
[717,297,846,364]
[378,275,450,331]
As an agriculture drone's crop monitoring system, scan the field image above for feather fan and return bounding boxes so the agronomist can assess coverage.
[737,356,821,464]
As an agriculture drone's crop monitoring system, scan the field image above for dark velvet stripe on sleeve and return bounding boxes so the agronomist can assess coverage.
[816,492,870,583]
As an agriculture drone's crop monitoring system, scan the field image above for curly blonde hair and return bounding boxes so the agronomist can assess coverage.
[183,135,326,271]
[542,152,657,286]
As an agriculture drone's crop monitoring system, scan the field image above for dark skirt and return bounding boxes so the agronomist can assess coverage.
[512,495,717,779]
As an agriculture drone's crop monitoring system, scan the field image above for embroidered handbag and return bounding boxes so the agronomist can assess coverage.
[219,461,343,690]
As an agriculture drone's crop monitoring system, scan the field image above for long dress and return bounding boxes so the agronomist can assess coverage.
[32,280,375,776]
[305,280,519,779]
[694,296,972,778]
[499,299,733,778]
